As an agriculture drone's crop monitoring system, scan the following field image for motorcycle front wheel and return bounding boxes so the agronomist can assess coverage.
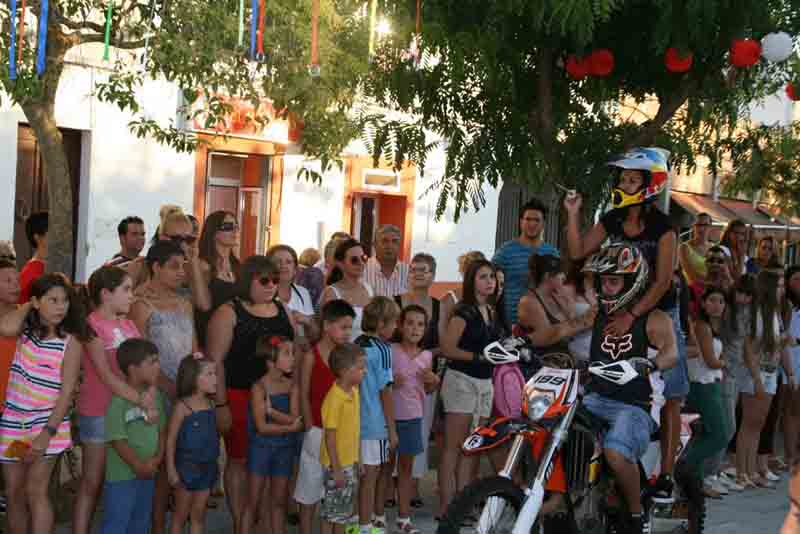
[437,476,526,534]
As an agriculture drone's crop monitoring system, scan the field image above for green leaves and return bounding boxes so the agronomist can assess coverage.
[359,0,800,220]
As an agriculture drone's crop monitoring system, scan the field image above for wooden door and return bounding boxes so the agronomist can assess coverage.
[14,125,82,273]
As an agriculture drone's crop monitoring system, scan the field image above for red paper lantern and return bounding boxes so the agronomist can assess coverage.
[664,47,693,73]
[787,82,800,101]
[730,38,762,68]
[588,49,615,77]
[566,55,590,80]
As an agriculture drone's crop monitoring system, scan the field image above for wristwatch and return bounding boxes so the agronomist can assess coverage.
[45,425,58,437]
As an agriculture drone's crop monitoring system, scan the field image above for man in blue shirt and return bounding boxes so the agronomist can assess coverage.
[493,198,559,326]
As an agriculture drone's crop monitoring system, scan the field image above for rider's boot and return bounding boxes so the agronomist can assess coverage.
[674,460,704,503]
[651,473,675,504]
[628,512,650,534]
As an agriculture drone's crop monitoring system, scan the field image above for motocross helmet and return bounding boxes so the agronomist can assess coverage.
[583,243,649,316]
[607,147,670,209]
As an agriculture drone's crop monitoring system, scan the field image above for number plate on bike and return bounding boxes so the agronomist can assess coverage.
[463,432,485,451]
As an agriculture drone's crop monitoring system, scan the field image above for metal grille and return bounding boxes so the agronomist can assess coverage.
[562,428,595,493]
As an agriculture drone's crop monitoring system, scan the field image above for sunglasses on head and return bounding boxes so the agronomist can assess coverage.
[706,257,725,265]
[258,275,281,286]
[167,234,197,245]
[348,255,368,266]
[219,222,239,232]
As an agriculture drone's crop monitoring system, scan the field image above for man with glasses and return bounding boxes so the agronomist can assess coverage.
[364,225,409,297]
[688,245,733,318]
[106,216,146,270]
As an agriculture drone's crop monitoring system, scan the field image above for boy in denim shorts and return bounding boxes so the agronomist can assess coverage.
[321,343,367,534]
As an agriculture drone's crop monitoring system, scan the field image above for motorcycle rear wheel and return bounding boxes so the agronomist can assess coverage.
[437,476,526,534]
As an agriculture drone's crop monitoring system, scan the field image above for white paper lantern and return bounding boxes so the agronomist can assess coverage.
[761,32,794,63]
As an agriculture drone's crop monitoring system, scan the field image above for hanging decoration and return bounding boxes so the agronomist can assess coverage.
[786,82,800,101]
[103,0,113,61]
[36,0,49,75]
[761,32,794,63]
[256,0,266,61]
[588,49,614,77]
[18,0,27,63]
[565,55,590,80]
[9,0,17,80]
[249,0,258,59]
[238,0,245,47]
[367,0,377,59]
[730,38,761,68]
[309,0,320,76]
[665,47,693,73]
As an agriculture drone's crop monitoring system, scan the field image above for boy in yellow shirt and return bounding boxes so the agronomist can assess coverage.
[321,343,367,534]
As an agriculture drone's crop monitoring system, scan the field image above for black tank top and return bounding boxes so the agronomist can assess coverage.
[531,291,571,355]
[588,311,655,408]
[196,278,238,349]
[225,298,294,390]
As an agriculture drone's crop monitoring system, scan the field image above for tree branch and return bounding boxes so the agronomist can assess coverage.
[529,45,563,179]
[628,80,695,148]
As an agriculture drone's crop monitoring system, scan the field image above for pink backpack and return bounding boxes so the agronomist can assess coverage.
[492,362,525,418]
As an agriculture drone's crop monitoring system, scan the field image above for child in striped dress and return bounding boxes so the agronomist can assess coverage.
[0,274,90,534]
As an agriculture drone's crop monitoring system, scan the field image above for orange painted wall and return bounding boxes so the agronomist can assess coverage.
[341,156,416,261]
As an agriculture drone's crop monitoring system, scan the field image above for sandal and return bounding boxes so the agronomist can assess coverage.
[373,516,388,530]
[702,485,723,499]
[396,518,421,534]
[751,475,776,489]
[736,475,756,489]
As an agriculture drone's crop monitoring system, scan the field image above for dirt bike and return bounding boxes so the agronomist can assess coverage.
[436,340,705,534]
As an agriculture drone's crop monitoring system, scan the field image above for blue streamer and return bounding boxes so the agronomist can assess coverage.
[249,0,258,60]
[35,0,48,76]
[9,0,17,80]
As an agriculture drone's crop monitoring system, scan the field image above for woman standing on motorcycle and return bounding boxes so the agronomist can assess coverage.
[736,269,795,488]
[687,286,731,497]
[437,259,502,520]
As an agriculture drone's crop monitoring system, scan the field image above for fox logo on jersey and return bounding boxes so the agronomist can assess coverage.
[600,334,633,360]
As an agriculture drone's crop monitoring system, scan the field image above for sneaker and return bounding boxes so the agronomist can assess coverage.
[704,475,728,496]
[651,473,675,503]
[763,470,781,482]
[722,467,738,479]
[717,475,745,492]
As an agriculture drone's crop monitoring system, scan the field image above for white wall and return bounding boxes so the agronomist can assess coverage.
[408,150,500,282]
[279,157,348,253]
[0,48,195,281]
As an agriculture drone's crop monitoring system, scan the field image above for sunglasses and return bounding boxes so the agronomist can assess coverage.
[167,234,197,245]
[706,258,725,265]
[219,222,239,232]
[258,275,281,286]
[348,255,369,266]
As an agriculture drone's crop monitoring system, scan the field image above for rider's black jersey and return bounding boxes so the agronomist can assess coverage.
[587,310,659,409]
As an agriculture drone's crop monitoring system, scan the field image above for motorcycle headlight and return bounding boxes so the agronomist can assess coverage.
[525,392,554,422]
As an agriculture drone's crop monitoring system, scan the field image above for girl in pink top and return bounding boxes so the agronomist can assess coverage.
[73,266,159,534]
[0,274,92,534]
[390,305,439,534]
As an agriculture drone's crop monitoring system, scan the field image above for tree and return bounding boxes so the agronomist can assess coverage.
[1,0,369,274]
[359,0,800,219]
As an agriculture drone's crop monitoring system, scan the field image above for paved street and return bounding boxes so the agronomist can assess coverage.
[58,468,791,533]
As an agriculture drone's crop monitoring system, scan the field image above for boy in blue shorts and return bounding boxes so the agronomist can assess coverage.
[355,297,400,534]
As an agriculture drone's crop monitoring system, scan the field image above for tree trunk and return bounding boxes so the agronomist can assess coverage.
[18,21,75,276]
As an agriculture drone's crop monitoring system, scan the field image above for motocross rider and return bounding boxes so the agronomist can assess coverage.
[564,148,687,503]
[582,243,678,534]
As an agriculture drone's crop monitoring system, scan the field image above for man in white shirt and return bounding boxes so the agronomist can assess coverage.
[363,224,409,297]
